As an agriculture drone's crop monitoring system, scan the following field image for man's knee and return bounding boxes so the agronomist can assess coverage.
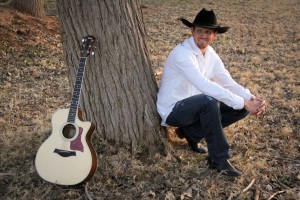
[204,95,219,110]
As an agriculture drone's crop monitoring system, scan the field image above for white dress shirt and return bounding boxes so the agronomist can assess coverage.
[157,37,253,125]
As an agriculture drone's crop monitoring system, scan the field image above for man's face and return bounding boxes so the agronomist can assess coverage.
[192,26,217,50]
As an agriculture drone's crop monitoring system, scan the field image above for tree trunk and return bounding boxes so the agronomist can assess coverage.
[56,0,167,152]
[10,0,45,18]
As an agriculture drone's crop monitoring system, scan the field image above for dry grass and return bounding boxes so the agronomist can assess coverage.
[1,0,300,199]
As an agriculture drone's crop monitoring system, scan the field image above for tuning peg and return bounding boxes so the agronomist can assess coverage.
[92,52,95,55]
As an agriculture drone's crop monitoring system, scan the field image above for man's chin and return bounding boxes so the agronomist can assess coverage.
[197,44,209,50]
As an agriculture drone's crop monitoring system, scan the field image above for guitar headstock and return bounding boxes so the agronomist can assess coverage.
[80,35,96,57]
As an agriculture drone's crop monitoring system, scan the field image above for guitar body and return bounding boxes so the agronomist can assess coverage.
[35,108,97,185]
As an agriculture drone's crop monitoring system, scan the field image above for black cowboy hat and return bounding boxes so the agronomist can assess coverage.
[179,8,229,34]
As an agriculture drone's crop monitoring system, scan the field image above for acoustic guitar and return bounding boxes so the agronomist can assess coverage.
[35,35,97,185]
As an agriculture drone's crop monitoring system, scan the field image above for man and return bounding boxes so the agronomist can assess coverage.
[156,8,266,176]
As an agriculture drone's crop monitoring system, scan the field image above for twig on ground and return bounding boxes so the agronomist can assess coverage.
[241,179,255,194]
[227,192,234,200]
[0,172,14,176]
[254,186,260,200]
[216,170,225,179]
[227,179,255,200]
[267,190,285,200]
[267,155,300,163]
[85,182,93,200]
[277,181,290,190]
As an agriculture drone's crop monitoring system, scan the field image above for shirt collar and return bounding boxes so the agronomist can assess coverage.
[187,36,212,59]
[187,37,201,56]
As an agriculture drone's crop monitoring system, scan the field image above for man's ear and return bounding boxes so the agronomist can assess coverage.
[213,32,217,40]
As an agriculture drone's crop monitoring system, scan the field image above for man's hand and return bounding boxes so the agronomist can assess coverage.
[244,97,267,117]
[255,97,267,117]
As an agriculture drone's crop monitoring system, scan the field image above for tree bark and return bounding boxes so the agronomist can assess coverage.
[10,0,45,19]
[56,0,167,152]
[0,0,13,6]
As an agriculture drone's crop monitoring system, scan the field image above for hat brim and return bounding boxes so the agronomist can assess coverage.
[179,18,229,34]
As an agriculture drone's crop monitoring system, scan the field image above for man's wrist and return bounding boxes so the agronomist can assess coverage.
[244,100,249,110]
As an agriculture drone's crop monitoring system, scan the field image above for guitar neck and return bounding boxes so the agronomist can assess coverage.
[67,57,87,123]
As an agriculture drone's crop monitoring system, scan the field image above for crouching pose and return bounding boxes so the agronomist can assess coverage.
[156,9,266,176]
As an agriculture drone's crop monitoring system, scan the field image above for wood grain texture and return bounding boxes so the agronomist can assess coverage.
[57,0,164,147]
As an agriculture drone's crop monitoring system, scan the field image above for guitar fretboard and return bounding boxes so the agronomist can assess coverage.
[67,57,87,123]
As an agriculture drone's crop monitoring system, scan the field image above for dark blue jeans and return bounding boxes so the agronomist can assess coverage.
[166,94,249,163]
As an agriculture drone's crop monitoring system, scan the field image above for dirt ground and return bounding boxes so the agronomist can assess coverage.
[0,0,300,199]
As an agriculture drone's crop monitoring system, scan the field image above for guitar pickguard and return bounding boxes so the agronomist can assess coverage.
[70,127,84,152]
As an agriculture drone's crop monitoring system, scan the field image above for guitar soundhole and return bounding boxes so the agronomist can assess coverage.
[62,124,77,139]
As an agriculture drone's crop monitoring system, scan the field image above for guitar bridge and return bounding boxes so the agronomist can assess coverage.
[54,148,76,157]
